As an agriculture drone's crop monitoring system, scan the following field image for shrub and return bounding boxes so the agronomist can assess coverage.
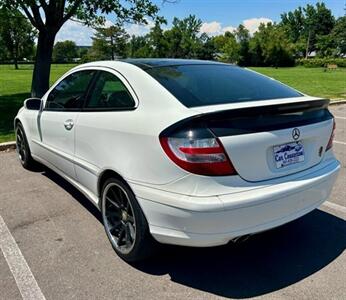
[296,58,346,68]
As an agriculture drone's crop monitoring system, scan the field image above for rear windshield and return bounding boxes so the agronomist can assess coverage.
[146,64,302,107]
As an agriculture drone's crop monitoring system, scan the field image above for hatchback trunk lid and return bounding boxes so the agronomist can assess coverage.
[170,97,334,182]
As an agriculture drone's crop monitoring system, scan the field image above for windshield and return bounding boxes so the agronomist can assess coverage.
[146,64,302,108]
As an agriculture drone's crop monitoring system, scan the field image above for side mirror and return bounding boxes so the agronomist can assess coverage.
[24,98,42,111]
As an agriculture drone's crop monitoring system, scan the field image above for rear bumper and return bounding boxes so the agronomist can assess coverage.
[132,159,340,247]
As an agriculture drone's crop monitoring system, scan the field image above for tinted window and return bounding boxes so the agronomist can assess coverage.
[146,65,302,107]
[45,70,95,110]
[86,71,135,109]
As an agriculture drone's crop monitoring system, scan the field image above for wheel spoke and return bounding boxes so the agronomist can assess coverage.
[125,224,132,245]
[117,226,126,245]
[111,188,124,208]
[128,223,135,241]
[106,196,120,209]
[127,215,134,223]
[125,201,130,212]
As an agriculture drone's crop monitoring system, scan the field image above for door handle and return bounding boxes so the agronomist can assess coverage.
[64,119,74,130]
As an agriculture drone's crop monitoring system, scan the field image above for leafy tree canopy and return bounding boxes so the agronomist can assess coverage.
[92,25,129,60]
[0,8,36,69]
[0,0,162,96]
[53,40,78,62]
[332,16,346,56]
[250,23,295,67]
[281,2,335,56]
[164,15,203,58]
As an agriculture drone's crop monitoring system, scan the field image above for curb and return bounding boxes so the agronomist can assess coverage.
[330,100,346,106]
[0,141,16,152]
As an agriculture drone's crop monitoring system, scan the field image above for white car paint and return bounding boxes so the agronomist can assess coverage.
[15,60,340,247]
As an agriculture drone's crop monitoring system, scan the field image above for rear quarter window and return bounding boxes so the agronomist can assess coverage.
[85,71,135,110]
[146,65,302,108]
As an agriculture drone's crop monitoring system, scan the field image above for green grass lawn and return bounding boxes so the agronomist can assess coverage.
[0,64,76,143]
[0,64,345,143]
[250,66,346,100]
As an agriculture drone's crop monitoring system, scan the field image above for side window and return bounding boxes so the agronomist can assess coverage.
[45,70,95,110]
[86,71,135,110]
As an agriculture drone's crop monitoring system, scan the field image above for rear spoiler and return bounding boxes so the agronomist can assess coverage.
[161,99,332,137]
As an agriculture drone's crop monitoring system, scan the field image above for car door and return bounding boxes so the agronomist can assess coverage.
[38,69,96,180]
[74,69,138,196]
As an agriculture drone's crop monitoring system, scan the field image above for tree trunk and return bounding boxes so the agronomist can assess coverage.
[305,30,311,59]
[31,30,56,98]
[14,42,19,70]
[14,57,19,70]
[110,36,115,60]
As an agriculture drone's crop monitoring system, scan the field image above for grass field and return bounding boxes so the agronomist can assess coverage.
[0,64,77,143]
[0,64,345,143]
[251,67,346,100]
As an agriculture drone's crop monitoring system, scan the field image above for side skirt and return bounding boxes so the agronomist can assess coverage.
[31,154,100,209]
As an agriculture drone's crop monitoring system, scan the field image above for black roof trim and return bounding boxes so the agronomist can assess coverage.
[122,58,229,70]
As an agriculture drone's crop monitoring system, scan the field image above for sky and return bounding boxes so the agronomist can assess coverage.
[56,0,346,46]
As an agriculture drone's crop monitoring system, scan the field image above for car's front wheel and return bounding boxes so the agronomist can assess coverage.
[15,123,37,170]
[101,178,157,262]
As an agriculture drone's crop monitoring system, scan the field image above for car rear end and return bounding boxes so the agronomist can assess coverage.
[130,62,340,247]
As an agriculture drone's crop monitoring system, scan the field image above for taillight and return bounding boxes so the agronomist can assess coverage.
[326,119,336,151]
[160,129,237,176]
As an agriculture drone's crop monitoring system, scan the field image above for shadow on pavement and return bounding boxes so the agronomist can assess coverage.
[136,210,346,298]
[42,168,102,223]
[42,169,346,299]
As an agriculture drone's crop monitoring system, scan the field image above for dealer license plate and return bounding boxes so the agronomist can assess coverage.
[273,141,305,169]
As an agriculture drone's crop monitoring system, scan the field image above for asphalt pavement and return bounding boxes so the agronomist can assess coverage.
[0,104,345,300]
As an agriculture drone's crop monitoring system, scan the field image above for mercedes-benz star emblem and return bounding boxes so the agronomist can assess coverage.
[292,128,300,140]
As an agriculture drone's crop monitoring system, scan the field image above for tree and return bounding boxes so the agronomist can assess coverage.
[332,16,346,56]
[281,3,335,58]
[249,23,295,67]
[91,25,129,60]
[164,15,202,58]
[303,3,335,57]
[315,34,336,57]
[0,0,161,97]
[0,31,10,62]
[127,35,151,58]
[0,8,36,69]
[78,46,89,59]
[220,32,240,63]
[53,40,78,62]
[235,24,251,66]
[281,7,305,43]
[148,20,168,57]
[316,16,346,58]
[196,33,216,60]
[212,32,231,53]
[265,27,295,67]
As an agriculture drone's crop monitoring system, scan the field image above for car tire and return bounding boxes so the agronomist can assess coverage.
[15,122,37,170]
[101,177,157,262]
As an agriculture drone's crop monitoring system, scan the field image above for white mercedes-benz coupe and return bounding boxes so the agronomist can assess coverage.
[15,59,340,261]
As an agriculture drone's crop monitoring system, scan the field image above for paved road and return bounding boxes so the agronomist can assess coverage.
[0,104,345,300]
